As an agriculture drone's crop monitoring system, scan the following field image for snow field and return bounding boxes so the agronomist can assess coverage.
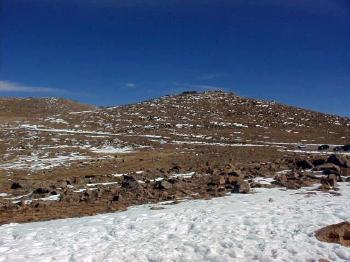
[0,185,349,261]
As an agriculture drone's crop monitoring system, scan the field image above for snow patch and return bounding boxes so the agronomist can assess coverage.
[1,184,349,261]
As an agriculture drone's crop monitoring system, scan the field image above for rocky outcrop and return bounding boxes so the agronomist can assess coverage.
[315,221,350,247]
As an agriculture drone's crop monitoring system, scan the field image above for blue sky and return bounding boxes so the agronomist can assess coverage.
[1,0,350,116]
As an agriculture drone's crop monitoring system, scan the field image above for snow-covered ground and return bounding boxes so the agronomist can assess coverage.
[0,185,350,262]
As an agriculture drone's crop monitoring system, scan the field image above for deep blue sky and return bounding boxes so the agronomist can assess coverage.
[1,0,350,116]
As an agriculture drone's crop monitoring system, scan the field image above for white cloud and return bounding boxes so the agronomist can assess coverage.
[125,82,136,88]
[0,80,66,93]
[197,73,226,80]
[120,82,137,89]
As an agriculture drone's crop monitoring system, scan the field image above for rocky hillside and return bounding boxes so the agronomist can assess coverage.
[50,90,350,144]
[0,97,96,120]
[0,90,349,224]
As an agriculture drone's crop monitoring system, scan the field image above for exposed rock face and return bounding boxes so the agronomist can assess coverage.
[315,221,350,247]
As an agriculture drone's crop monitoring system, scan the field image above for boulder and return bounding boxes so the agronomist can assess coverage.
[225,175,241,184]
[285,180,301,190]
[334,146,343,152]
[328,173,343,182]
[296,160,313,169]
[315,163,341,174]
[312,159,326,166]
[318,145,330,151]
[232,181,250,194]
[154,180,172,190]
[10,182,22,190]
[208,175,226,186]
[121,175,139,190]
[326,154,350,168]
[32,188,50,195]
[315,221,350,247]
[321,176,337,188]
[112,194,121,202]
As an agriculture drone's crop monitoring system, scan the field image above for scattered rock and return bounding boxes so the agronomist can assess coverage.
[315,221,350,247]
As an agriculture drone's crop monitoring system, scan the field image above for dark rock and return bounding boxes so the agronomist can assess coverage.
[232,181,250,194]
[169,164,181,172]
[312,159,326,166]
[180,91,198,96]
[316,163,341,173]
[334,146,343,152]
[326,154,350,168]
[112,194,121,201]
[10,182,22,190]
[296,160,314,169]
[80,192,90,202]
[226,169,242,177]
[155,180,172,190]
[150,206,165,210]
[318,145,330,151]
[121,175,139,190]
[32,188,50,195]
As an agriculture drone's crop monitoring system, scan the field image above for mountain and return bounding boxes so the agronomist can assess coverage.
[0,90,349,225]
